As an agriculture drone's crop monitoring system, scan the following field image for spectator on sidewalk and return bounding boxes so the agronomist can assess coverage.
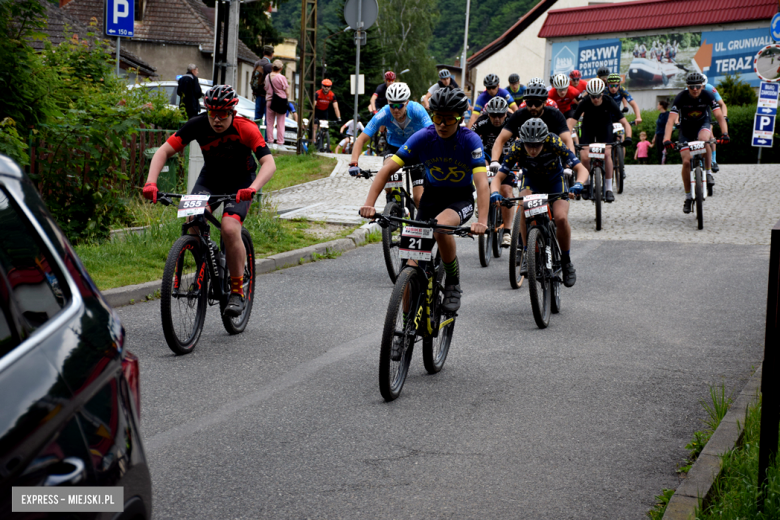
[252,46,274,123]
[654,100,669,164]
[265,60,289,147]
[177,64,203,120]
[634,131,652,164]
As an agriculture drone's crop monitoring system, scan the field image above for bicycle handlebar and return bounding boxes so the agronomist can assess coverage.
[369,213,473,237]
[669,138,726,152]
[357,169,377,179]
[156,192,252,206]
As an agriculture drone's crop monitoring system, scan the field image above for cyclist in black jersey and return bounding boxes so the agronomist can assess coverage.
[663,72,729,214]
[143,85,276,317]
[370,71,395,113]
[473,96,516,247]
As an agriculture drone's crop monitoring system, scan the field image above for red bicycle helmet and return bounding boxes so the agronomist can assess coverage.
[384,71,396,81]
[321,79,333,87]
[203,84,239,110]
[569,69,581,80]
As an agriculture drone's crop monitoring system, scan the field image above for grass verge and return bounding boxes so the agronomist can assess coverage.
[264,153,337,191]
[76,198,356,290]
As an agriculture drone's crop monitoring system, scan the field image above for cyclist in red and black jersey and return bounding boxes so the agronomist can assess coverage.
[312,79,342,141]
[548,73,580,119]
[143,85,276,317]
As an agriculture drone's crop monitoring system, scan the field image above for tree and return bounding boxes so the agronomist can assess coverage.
[377,0,438,99]
[716,73,758,107]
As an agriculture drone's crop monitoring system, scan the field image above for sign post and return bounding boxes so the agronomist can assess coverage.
[344,0,378,140]
[105,0,134,76]
[752,81,779,162]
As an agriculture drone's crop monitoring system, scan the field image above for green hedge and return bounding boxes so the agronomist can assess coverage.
[621,105,779,165]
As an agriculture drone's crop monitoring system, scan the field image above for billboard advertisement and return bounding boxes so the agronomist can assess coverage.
[550,27,771,89]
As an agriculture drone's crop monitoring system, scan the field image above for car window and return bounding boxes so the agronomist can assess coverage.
[0,189,67,332]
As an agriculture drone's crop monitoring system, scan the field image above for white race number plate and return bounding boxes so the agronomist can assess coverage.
[523,193,549,218]
[688,140,706,156]
[399,226,435,261]
[589,143,606,159]
[384,172,403,189]
[177,194,210,217]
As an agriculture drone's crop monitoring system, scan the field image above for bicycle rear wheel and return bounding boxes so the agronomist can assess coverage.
[423,262,455,374]
[527,228,552,329]
[616,145,625,194]
[220,228,256,334]
[161,235,208,354]
[379,267,421,401]
[381,201,404,283]
[508,209,524,289]
[492,209,504,258]
[594,167,603,231]
[478,205,495,267]
[694,165,704,230]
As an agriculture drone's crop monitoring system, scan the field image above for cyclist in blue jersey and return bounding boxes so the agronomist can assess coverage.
[507,73,525,105]
[359,88,489,312]
[701,74,728,172]
[349,82,432,206]
[606,73,641,124]
[467,74,518,129]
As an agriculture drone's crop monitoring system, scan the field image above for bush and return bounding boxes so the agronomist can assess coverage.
[716,73,758,107]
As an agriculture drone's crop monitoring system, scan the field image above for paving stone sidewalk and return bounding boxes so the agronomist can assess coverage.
[267,160,779,245]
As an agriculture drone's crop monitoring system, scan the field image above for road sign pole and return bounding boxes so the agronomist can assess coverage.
[352,0,362,141]
[116,37,121,76]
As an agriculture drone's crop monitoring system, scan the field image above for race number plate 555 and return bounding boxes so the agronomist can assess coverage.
[399,226,435,261]
[384,172,403,189]
[589,143,606,159]
[523,193,549,218]
[688,141,706,156]
[177,195,210,218]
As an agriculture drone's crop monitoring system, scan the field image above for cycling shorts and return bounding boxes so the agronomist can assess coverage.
[579,125,614,145]
[520,172,566,195]
[679,122,712,146]
[383,143,400,161]
[313,109,330,124]
[191,172,256,224]
[416,185,475,225]
[562,109,577,120]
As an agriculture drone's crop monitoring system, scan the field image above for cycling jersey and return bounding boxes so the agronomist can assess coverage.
[363,101,433,149]
[342,119,364,136]
[570,80,588,94]
[507,84,526,104]
[392,125,487,189]
[571,96,624,144]
[670,89,720,126]
[474,88,516,113]
[167,114,271,178]
[314,89,337,111]
[374,83,389,110]
[548,86,580,113]
[703,83,722,103]
[503,107,569,141]
[499,133,580,179]
[520,98,559,109]
[472,114,509,162]
[607,86,634,104]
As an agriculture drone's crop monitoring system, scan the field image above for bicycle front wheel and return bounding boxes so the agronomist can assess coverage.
[527,228,552,329]
[508,209,524,289]
[381,201,404,283]
[423,263,455,374]
[616,145,625,194]
[594,167,603,231]
[478,205,495,267]
[694,165,704,230]
[161,235,208,355]
[220,228,256,334]
[379,267,421,401]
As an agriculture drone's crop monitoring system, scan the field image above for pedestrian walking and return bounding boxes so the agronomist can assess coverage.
[265,60,289,147]
[252,46,274,123]
[654,100,669,164]
[634,131,652,164]
[177,64,203,120]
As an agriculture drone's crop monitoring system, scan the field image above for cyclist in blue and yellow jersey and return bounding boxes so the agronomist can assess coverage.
[507,73,525,106]
[349,82,433,207]
[492,119,588,288]
[700,74,728,172]
[467,74,517,129]
[606,73,642,124]
[359,88,489,312]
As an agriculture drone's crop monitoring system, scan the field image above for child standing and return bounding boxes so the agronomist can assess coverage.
[635,131,652,165]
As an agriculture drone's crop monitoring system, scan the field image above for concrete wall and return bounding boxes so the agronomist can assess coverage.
[122,41,209,82]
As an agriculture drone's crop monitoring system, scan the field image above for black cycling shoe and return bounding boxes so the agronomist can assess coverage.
[224,293,245,317]
[605,190,615,203]
[519,254,528,276]
[707,172,715,186]
[683,198,693,214]
[441,284,462,313]
[581,186,591,200]
[562,260,577,288]
[711,162,720,173]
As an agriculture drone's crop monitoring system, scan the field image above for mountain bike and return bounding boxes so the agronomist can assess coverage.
[156,192,256,354]
[611,120,635,195]
[503,197,525,289]
[575,141,619,231]
[371,212,473,401]
[357,166,420,283]
[315,120,332,152]
[523,193,569,329]
[672,138,721,230]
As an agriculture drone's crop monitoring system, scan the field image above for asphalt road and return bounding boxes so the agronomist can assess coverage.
[118,233,768,519]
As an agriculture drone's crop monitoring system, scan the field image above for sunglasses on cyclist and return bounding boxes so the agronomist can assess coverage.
[389,102,406,110]
[207,109,232,120]
[589,94,603,99]
[525,98,544,108]
[608,83,620,88]
[431,113,462,126]
[687,85,703,90]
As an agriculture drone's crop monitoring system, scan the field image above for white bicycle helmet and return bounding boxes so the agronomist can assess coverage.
[586,78,605,96]
[386,82,411,103]
[701,74,708,85]
[552,73,570,90]
[527,77,545,87]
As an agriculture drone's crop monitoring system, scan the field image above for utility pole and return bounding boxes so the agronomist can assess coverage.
[297,0,318,153]
[460,0,471,94]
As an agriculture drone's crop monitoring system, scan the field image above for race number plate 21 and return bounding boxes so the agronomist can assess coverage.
[177,195,210,217]
[399,226,435,261]
[524,193,549,218]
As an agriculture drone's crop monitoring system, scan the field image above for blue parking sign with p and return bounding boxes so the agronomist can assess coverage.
[105,0,134,37]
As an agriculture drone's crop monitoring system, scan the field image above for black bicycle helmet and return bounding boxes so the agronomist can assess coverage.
[686,71,705,85]
[523,85,549,100]
[429,87,470,113]
[439,69,452,79]
[483,74,500,88]
[204,84,239,110]
[596,66,610,78]
[484,96,508,115]
[508,73,520,84]
[519,118,549,144]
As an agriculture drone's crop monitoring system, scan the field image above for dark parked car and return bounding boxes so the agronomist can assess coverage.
[0,155,151,518]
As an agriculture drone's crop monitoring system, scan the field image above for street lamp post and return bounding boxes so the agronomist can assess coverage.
[461,0,471,94]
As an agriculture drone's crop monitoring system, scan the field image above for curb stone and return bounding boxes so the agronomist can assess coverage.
[662,364,762,519]
[101,221,380,308]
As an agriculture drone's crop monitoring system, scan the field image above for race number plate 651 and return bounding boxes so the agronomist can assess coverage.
[688,141,706,156]
[399,226,435,261]
[589,143,606,159]
[523,193,549,218]
[177,195,210,217]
